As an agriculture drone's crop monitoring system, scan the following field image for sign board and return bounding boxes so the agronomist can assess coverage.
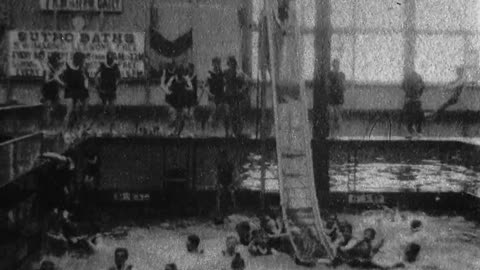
[348,193,385,204]
[8,30,145,79]
[39,0,123,12]
[113,192,151,202]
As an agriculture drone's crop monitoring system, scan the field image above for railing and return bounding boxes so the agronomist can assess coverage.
[0,133,44,188]
[0,104,45,135]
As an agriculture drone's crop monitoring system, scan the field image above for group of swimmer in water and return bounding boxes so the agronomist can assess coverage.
[322,214,423,269]
[37,208,425,270]
[229,210,425,269]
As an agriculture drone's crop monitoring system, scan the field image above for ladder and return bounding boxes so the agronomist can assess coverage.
[264,0,334,262]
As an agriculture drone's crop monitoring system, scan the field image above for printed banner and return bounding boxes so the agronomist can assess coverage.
[39,0,122,12]
[8,30,145,79]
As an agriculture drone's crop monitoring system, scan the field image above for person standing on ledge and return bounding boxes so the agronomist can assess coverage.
[327,59,346,137]
[224,56,252,138]
[207,57,227,133]
[62,52,89,129]
[402,70,425,138]
[41,52,64,127]
[94,51,121,119]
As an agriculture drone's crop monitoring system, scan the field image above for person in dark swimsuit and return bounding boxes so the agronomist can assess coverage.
[62,52,89,128]
[344,228,386,269]
[402,70,425,137]
[208,57,225,106]
[95,51,121,117]
[327,59,346,137]
[207,57,228,131]
[165,66,189,137]
[42,52,64,127]
[224,56,251,138]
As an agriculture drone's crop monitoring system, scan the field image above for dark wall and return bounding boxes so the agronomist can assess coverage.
[87,137,476,192]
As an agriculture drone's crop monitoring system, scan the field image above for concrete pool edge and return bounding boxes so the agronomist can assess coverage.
[94,189,478,216]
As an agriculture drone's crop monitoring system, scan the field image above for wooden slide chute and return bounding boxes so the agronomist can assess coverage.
[260,0,335,263]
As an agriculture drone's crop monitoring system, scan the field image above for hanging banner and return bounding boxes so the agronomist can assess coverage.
[7,30,145,79]
[39,0,123,13]
[149,28,192,58]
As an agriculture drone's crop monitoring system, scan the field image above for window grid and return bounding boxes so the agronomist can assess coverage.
[251,0,480,84]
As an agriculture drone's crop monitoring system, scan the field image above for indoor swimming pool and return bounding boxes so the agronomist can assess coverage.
[33,211,480,270]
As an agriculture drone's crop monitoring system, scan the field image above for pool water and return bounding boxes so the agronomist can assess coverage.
[33,211,480,270]
[239,154,480,193]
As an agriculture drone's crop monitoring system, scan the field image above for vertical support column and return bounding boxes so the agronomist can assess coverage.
[312,0,331,205]
[313,0,331,139]
[241,0,251,75]
[5,0,13,102]
[404,0,416,75]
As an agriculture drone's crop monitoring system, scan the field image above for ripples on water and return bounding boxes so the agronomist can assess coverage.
[240,157,480,193]
[34,211,480,270]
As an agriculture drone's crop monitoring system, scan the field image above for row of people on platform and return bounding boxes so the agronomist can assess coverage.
[40,50,469,138]
[40,51,121,128]
[326,58,472,138]
[161,56,252,137]
[401,66,470,138]
[40,51,253,137]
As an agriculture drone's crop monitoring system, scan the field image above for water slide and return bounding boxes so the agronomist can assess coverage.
[261,0,334,263]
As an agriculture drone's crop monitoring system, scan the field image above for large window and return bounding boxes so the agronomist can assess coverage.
[332,0,405,83]
[354,34,404,83]
[414,0,479,83]
[415,35,465,83]
[250,0,480,84]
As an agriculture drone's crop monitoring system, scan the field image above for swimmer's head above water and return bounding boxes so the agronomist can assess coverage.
[187,234,201,253]
[231,252,245,270]
[410,220,423,233]
[39,260,55,270]
[404,243,421,263]
[326,213,339,229]
[363,228,376,242]
[340,222,353,239]
[114,247,129,268]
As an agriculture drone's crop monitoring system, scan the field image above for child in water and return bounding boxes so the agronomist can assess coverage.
[329,227,388,269]
[186,234,204,254]
[108,248,134,270]
[231,252,245,270]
